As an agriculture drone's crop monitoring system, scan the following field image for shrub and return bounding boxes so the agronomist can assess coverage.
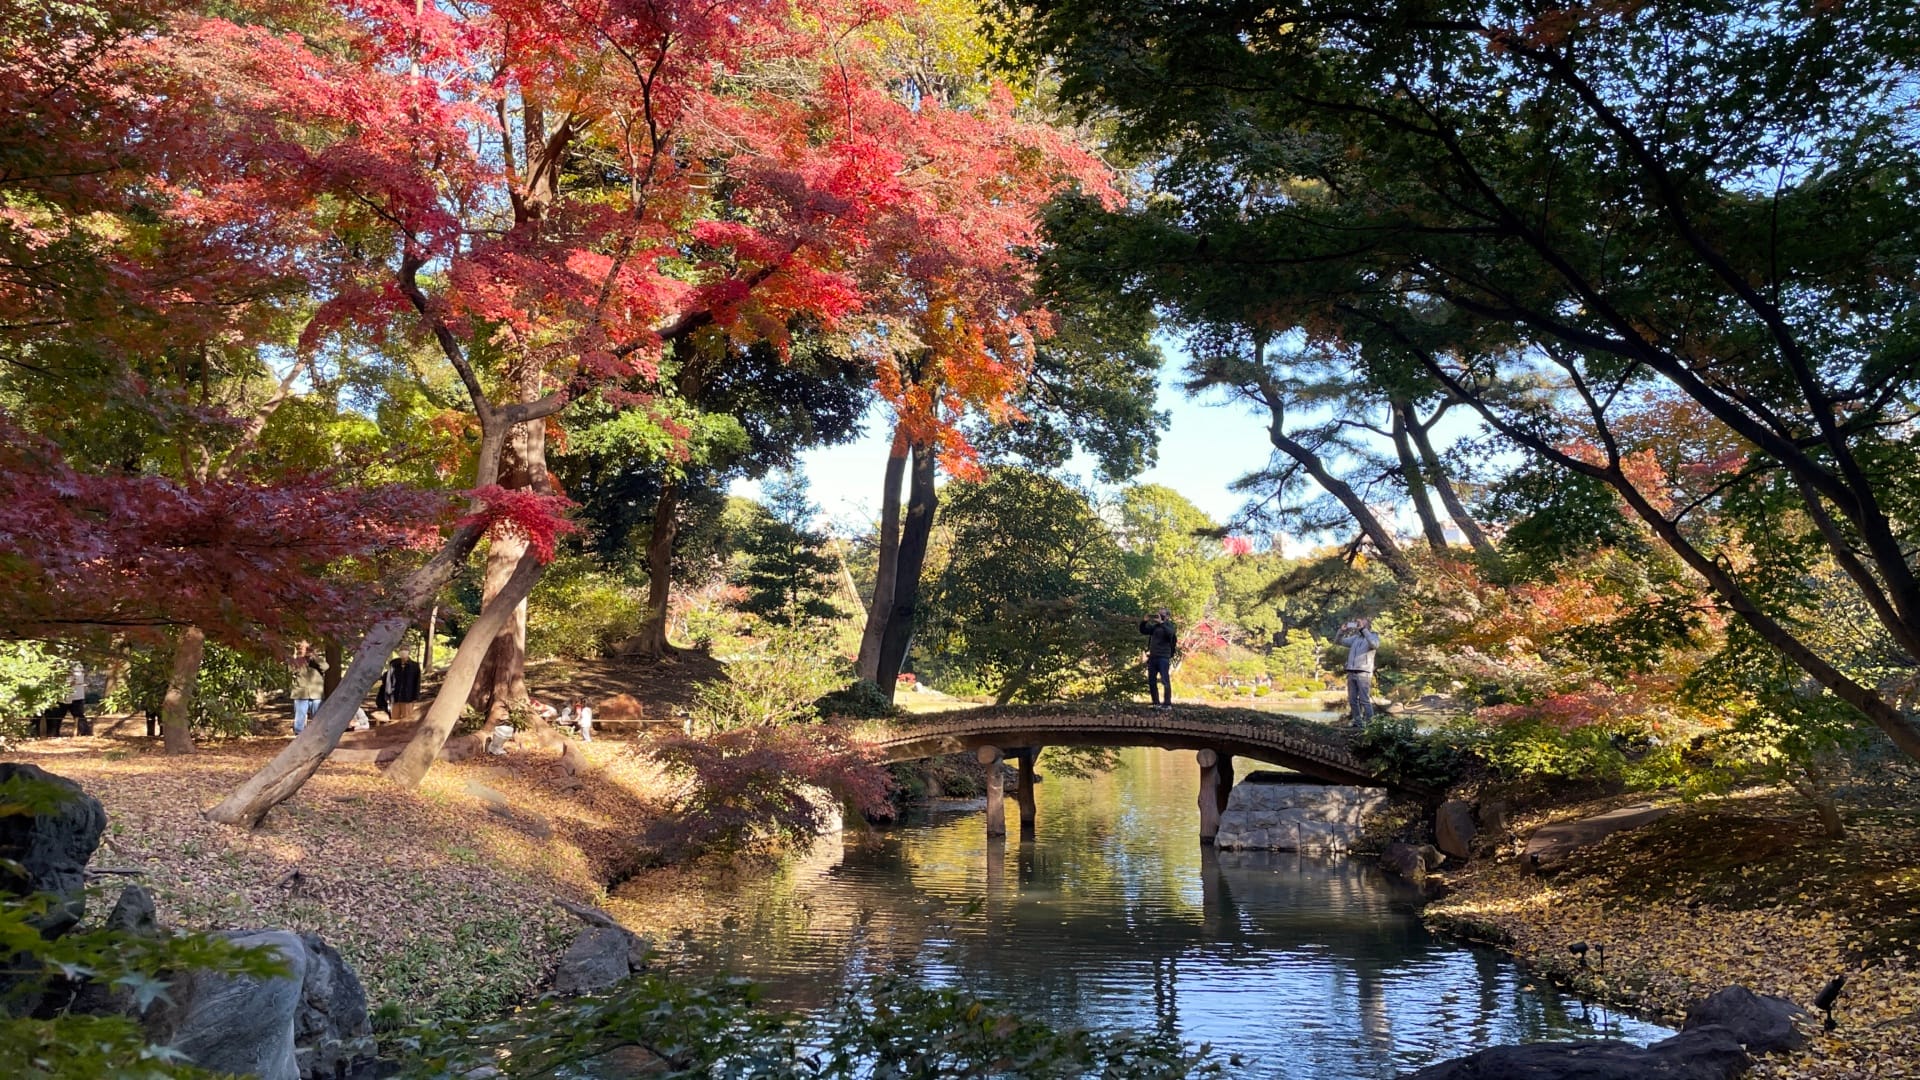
[643,725,893,858]
[1351,716,1465,790]
[114,640,286,738]
[525,558,647,659]
[684,626,846,734]
[814,679,897,721]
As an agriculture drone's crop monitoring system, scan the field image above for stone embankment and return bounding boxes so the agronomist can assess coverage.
[1212,773,1389,854]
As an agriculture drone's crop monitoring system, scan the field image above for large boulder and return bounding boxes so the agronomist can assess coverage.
[294,933,377,1079]
[1381,842,1444,882]
[1400,1026,1749,1080]
[1435,800,1477,860]
[552,927,634,996]
[1213,781,1389,854]
[149,930,308,1080]
[0,762,106,936]
[1683,985,1809,1054]
[1523,804,1673,874]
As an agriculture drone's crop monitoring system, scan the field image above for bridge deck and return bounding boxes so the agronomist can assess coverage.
[856,702,1407,791]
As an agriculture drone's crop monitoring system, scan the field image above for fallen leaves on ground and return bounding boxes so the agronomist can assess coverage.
[1428,768,1920,1080]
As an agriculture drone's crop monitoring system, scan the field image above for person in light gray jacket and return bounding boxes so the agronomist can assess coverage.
[1336,618,1381,727]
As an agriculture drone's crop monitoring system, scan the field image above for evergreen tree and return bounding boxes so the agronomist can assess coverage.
[736,471,841,628]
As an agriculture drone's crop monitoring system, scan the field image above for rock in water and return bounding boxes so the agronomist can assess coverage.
[1381,842,1429,882]
[552,926,634,995]
[1683,985,1810,1054]
[295,933,377,1079]
[1400,1027,1749,1079]
[1434,799,1477,860]
[1213,782,1389,854]
[0,762,106,936]
[149,929,308,1080]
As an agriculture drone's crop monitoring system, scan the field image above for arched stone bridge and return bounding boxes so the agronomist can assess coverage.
[854,703,1419,843]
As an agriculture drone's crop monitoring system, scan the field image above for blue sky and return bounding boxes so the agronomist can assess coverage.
[730,358,1278,536]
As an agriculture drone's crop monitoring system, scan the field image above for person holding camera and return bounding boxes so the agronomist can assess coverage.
[288,641,328,735]
[1337,617,1381,727]
[1139,607,1178,710]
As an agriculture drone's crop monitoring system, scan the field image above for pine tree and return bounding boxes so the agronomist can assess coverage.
[736,471,841,628]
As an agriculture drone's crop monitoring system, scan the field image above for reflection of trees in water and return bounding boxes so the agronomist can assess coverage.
[611,748,1663,1074]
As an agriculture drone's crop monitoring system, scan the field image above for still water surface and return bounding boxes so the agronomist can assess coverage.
[612,747,1665,1077]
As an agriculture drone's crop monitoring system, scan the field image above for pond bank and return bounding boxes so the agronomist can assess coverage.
[1422,772,1920,1079]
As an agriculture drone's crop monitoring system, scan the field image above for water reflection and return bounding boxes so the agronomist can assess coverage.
[612,747,1664,1078]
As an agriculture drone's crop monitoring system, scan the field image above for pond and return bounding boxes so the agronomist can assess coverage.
[612,747,1666,1078]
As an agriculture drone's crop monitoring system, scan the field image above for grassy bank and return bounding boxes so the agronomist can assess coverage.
[1425,767,1920,1079]
[5,727,677,1026]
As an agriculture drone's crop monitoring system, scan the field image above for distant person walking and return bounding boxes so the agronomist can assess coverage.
[1337,617,1381,727]
[1139,607,1178,711]
[289,641,328,735]
[65,661,90,736]
[385,649,423,723]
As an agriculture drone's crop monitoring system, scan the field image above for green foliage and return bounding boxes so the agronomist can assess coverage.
[687,626,847,734]
[524,557,648,660]
[1,776,284,1079]
[1112,484,1217,625]
[392,972,1223,1079]
[813,679,898,721]
[1350,716,1463,791]
[734,471,841,629]
[0,641,65,729]
[114,639,285,738]
[920,468,1138,705]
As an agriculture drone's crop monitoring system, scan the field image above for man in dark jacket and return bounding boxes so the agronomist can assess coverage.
[384,649,423,723]
[1139,607,1178,710]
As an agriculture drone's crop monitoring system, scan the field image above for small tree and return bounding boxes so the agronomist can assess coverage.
[736,471,842,629]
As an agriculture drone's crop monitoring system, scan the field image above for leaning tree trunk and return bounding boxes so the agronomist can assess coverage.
[387,551,544,789]
[1392,402,1450,553]
[875,440,937,701]
[1256,382,1417,584]
[1408,414,1496,558]
[205,520,489,828]
[159,625,205,755]
[855,429,909,683]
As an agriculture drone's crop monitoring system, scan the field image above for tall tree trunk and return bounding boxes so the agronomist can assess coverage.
[473,369,550,718]
[387,552,544,789]
[875,440,937,700]
[322,641,344,700]
[159,625,204,755]
[1408,412,1496,558]
[1255,381,1416,584]
[1392,402,1450,553]
[632,477,680,659]
[424,605,436,671]
[205,520,490,828]
[856,429,909,683]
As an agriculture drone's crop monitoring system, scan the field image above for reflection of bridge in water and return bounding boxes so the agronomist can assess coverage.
[859,703,1420,843]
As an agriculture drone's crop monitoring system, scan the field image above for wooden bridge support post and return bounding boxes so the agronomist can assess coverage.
[1198,749,1223,845]
[1014,747,1038,837]
[979,746,1006,838]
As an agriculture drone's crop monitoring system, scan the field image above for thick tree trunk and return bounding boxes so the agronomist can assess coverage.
[205,520,490,828]
[159,625,204,755]
[473,368,550,718]
[855,429,909,684]
[1392,402,1450,553]
[424,605,437,671]
[387,552,544,789]
[632,478,680,659]
[875,440,937,700]
[1409,413,1496,558]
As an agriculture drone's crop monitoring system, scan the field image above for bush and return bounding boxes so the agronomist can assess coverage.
[684,626,847,734]
[114,640,286,738]
[1351,716,1465,790]
[0,641,64,737]
[525,558,647,659]
[643,725,893,858]
[814,679,898,721]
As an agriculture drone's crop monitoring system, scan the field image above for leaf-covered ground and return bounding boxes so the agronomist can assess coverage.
[4,726,678,1024]
[1427,765,1920,1079]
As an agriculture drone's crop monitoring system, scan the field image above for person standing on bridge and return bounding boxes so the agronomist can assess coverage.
[1337,617,1381,727]
[1139,607,1178,711]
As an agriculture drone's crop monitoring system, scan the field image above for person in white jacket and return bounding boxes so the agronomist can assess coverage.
[1337,618,1381,727]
